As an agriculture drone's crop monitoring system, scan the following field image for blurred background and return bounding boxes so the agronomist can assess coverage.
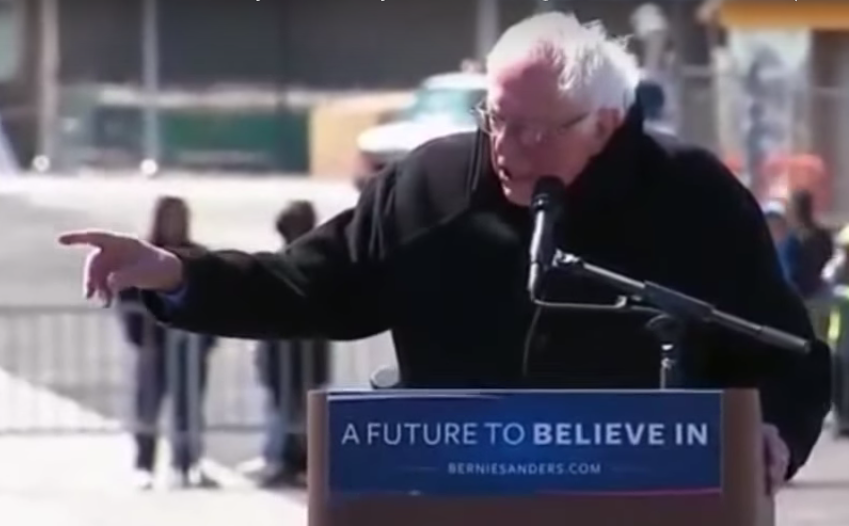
[2,1,849,524]
[2,0,846,213]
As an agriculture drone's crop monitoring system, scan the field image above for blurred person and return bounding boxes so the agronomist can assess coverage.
[117,196,218,489]
[250,201,329,488]
[823,225,849,352]
[824,225,849,286]
[824,226,849,436]
[61,12,830,492]
[762,200,801,284]
[787,189,834,340]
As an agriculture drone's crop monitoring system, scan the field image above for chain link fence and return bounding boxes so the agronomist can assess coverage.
[0,304,396,437]
[0,304,262,435]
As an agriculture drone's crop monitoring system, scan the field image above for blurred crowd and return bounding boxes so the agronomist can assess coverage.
[762,188,849,438]
[762,190,833,339]
[116,196,328,490]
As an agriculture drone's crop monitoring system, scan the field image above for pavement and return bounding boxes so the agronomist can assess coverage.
[1,491,302,526]
[777,426,849,525]
[0,364,306,526]
[2,174,849,524]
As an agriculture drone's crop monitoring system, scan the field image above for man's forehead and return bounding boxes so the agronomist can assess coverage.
[486,80,583,120]
[489,59,559,91]
[485,59,582,116]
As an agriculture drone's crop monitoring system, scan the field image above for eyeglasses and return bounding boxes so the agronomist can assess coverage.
[472,102,591,143]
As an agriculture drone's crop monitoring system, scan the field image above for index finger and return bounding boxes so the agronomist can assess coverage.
[58,229,126,248]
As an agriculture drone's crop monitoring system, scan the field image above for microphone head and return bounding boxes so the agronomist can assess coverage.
[530,176,566,213]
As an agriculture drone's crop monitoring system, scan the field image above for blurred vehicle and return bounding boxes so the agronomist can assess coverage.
[354,71,486,189]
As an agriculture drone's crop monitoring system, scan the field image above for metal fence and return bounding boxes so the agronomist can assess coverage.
[0,304,396,437]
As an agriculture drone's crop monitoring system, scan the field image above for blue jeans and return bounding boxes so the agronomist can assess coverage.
[133,335,209,471]
[262,395,289,467]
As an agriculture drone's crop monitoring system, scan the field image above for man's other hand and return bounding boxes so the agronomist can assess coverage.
[58,230,184,306]
[763,423,790,495]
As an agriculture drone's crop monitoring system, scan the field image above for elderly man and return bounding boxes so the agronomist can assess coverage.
[60,13,828,489]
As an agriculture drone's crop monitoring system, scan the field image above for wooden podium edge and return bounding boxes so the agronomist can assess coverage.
[308,389,329,526]
[722,388,775,526]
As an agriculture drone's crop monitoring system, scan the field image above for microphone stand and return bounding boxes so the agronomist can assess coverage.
[530,250,811,390]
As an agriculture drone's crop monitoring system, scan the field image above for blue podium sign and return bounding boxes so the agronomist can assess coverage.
[327,390,722,497]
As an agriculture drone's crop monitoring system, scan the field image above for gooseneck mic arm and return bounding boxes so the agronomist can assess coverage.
[549,252,811,356]
[527,176,566,300]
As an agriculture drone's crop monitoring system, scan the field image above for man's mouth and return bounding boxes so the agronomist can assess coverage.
[499,168,535,184]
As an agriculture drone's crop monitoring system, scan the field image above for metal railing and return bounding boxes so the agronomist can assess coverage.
[0,304,343,437]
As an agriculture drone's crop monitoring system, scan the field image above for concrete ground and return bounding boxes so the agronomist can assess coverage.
[0,363,306,526]
[777,426,849,526]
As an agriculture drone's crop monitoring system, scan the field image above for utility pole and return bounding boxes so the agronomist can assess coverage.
[140,0,160,176]
[35,0,59,173]
[742,58,770,191]
[474,0,499,64]
[535,0,555,13]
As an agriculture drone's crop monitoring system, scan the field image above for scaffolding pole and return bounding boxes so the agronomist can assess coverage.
[35,0,58,172]
[140,0,160,175]
[475,0,499,63]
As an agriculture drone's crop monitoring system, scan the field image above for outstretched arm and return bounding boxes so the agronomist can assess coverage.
[143,172,399,342]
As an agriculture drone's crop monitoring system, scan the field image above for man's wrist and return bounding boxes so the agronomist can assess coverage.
[155,251,186,293]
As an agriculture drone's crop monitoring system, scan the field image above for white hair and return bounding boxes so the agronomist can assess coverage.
[485,12,641,115]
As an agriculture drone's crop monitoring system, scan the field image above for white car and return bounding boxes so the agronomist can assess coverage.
[355,72,486,187]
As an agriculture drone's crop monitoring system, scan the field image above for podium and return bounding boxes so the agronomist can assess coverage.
[308,389,774,526]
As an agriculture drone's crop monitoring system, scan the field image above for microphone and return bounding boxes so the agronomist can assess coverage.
[528,176,566,299]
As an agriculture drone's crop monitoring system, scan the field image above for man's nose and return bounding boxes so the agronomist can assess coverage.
[499,137,535,160]
[499,122,544,147]
[516,127,544,146]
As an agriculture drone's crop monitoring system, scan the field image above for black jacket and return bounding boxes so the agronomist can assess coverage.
[144,109,830,479]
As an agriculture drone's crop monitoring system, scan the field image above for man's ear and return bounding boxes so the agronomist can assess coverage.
[594,109,621,144]
[584,109,620,156]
